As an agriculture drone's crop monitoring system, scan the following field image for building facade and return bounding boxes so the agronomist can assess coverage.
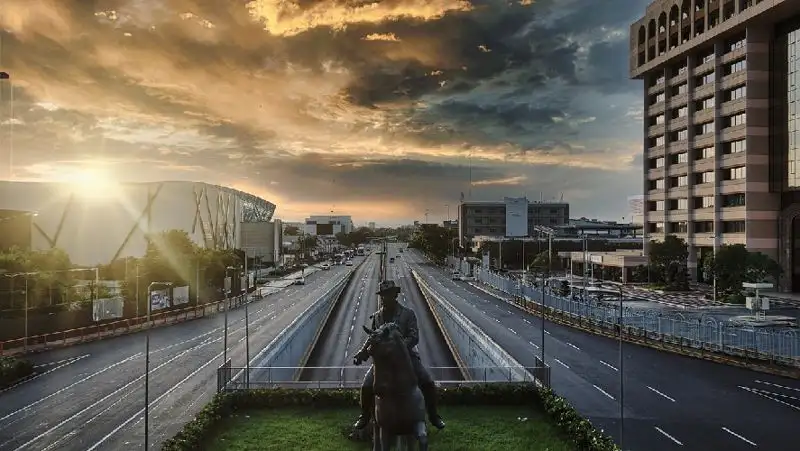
[628,195,645,225]
[0,181,277,266]
[458,198,569,245]
[304,215,354,236]
[630,0,800,290]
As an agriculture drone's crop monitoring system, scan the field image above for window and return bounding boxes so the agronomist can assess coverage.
[670,222,689,233]
[654,114,665,125]
[696,171,715,184]
[696,121,715,135]
[672,83,688,96]
[651,92,666,104]
[672,106,688,118]
[725,59,747,75]
[671,129,688,141]
[698,48,714,64]
[726,113,746,127]
[722,193,746,207]
[726,166,747,180]
[647,222,665,234]
[788,23,800,187]
[728,36,746,52]
[650,135,665,147]
[672,62,688,76]
[722,220,746,233]
[649,157,665,169]
[726,85,746,101]
[670,152,688,164]
[696,72,715,86]
[694,221,714,233]
[696,146,714,160]
[678,198,688,209]
[697,96,715,111]
[655,201,665,211]
[649,178,665,190]
[723,139,746,154]
[671,175,688,187]
[651,74,666,86]
[693,196,714,208]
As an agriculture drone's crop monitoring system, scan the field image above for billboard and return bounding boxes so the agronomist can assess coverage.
[316,223,334,235]
[172,286,190,306]
[504,197,529,237]
[149,289,170,311]
[93,297,124,321]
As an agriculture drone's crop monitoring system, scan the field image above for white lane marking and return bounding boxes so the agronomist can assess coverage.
[493,318,500,323]
[553,358,569,369]
[592,384,615,400]
[544,330,551,335]
[32,355,90,369]
[654,426,683,446]
[85,349,226,451]
[0,353,141,422]
[1,355,90,395]
[599,360,618,372]
[566,342,580,351]
[528,341,539,349]
[647,386,676,402]
[739,386,800,411]
[523,319,531,324]
[721,427,757,446]
[508,328,517,335]
[10,340,216,451]
[755,380,800,393]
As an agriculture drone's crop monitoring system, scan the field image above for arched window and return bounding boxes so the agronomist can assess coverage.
[669,4,680,26]
[638,26,646,44]
[681,0,691,20]
[648,19,657,39]
[658,12,667,34]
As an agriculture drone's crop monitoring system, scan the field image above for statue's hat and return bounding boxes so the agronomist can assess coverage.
[376,280,401,295]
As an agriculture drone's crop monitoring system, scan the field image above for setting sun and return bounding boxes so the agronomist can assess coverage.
[58,167,122,200]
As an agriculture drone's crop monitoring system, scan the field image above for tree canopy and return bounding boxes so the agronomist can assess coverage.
[702,244,781,300]
[409,224,456,262]
[648,235,689,290]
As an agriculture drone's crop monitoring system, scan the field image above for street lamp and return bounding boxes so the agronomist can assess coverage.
[145,281,172,451]
[223,266,236,364]
[618,286,625,449]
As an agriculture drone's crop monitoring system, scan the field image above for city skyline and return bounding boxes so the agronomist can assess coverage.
[0,0,648,223]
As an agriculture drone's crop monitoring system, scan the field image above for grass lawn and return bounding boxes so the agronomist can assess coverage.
[207,406,574,451]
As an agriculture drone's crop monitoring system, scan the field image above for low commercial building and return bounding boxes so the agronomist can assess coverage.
[304,215,353,236]
[560,250,649,284]
[0,180,278,266]
[458,197,570,246]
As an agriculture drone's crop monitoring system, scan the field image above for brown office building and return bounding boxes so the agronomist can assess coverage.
[630,0,800,291]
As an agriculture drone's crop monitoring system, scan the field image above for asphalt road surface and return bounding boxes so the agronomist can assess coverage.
[0,263,355,451]
[407,249,799,451]
[302,244,460,386]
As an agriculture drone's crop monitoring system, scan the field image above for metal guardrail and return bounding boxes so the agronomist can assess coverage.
[0,293,252,355]
[456,261,800,367]
[218,366,543,392]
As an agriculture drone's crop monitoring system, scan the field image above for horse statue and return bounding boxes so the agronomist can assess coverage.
[358,322,429,451]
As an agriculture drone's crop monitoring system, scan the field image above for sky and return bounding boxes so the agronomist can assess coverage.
[0,0,649,226]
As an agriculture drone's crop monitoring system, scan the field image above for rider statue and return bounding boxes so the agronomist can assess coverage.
[353,279,446,431]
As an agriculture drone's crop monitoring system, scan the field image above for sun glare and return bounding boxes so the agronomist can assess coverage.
[60,167,122,200]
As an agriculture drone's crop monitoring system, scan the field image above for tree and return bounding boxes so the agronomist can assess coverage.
[528,251,551,274]
[648,235,689,290]
[284,225,301,236]
[703,244,782,299]
[336,227,372,247]
[409,224,456,262]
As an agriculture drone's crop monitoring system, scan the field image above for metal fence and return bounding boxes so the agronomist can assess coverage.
[455,262,800,367]
[217,365,543,392]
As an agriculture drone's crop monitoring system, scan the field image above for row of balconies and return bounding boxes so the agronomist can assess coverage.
[647,179,747,199]
[645,231,747,247]
[647,97,746,138]
[646,205,747,221]
[647,123,747,158]
[646,46,747,95]
[647,151,747,178]
[647,69,748,115]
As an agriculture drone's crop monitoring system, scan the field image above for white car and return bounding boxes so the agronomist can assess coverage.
[345,260,354,266]
[294,277,306,285]
[451,271,461,281]
[321,263,331,270]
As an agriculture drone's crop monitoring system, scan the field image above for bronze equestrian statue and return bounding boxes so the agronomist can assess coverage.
[353,280,446,431]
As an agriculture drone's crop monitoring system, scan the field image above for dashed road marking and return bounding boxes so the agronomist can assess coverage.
[599,360,618,372]
[654,426,683,446]
[721,427,757,446]
[566,342,580,351]
[528,341,539,349]
[508,328,517,335]
[592,384,615,400]
[553,358,569,369]
[647,386,676,402]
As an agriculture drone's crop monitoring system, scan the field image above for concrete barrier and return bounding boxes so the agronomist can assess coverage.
[412,270,544,385]
[230,272,352,388]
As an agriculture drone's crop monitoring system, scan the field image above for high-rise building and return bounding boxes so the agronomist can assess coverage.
[304,215,353,236]
[458,197,569,245]
[630,0,800,290]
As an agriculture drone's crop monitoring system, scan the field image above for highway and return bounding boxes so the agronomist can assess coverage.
[301,244,461,385]
[407,249,799,451]
[0,264,354,451]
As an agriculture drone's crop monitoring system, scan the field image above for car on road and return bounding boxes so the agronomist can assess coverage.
[345,260,354,266]
[321,263,330,270]
[294,277,306,285]
[451,271,461,281]
[389,257,395,263]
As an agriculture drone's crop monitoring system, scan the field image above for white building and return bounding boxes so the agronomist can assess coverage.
[628,195,644,226]
[304,215,353,236]
[0,181,278,266]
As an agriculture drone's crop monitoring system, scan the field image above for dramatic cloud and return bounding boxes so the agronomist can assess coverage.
[0,0,648,224]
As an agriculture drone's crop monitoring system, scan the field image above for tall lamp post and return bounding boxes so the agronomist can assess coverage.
[618,286,625,449]
[145,281,172,451]
[223,266,236,364]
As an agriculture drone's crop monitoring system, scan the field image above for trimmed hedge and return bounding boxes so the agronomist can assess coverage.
[0,356,34,389]
[162,383,619,451]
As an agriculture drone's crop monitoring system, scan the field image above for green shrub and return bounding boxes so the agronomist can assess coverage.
[0,356,34,389]
[162,383,618,451]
